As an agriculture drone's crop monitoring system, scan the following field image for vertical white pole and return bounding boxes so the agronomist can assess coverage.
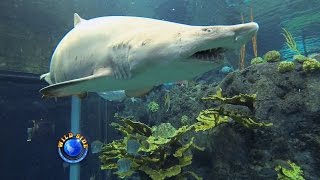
[105,101,109,179]
[70,96,81,180]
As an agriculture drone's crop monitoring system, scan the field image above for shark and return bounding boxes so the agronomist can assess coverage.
[40,13,258,98]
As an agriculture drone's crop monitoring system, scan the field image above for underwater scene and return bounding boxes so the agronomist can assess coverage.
[1,0,320,179]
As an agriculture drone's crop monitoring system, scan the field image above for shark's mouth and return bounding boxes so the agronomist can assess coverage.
[190,47,226,61]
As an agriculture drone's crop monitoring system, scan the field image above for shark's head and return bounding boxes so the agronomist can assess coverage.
[179,22,259,61]
[128,21,258,77]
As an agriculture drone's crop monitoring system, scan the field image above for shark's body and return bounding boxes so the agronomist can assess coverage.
[40,13,258,98]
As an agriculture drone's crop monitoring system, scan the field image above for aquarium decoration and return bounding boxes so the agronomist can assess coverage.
[147,101,160,113]
[239,14,246,70]
[99,114,202,180]
[91,140,103,154]
[100,88,273,179]
[278,61,295,73]
[238,7,258,70]
[264,50,281,62]
[282,28,301,55]
[250,57,265,65]
[302,58,320,72]
[275,160,305,180]
[197,88,273,129]
[250,7,258,58]
[293,54,308,63]
[164,92,171,112]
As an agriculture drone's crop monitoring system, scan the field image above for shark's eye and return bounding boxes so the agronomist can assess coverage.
[203,28,213,33]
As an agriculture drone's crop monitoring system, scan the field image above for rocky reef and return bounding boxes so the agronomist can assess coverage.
[215,59,320,179]
[108,51,320,179]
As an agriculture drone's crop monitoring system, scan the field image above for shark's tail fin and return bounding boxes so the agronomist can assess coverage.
[40,72,53,84]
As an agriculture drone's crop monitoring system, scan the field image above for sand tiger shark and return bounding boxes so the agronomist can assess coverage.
[40,13,258,98]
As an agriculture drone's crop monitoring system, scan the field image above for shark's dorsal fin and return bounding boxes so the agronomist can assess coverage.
[74,13,86,27]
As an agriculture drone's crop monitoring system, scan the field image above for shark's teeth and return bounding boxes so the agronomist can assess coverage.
[191,47,225,61]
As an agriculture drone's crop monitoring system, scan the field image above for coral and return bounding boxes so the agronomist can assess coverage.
[282,28,301,55]
[275,160,304,180]
[152,123,176,138]
[239,44,246,70]
[239,14,246,70]
[251,57,265,65]
[293,54,307,63]
[99,114,202,180]
[278,61,295,73]
[264,50,281,62]
[164,92,171,112]
[197,88,272,129]
[147,101,159,113]
[102,88,273,179]
[309,53,320,61]
[302,59,320,72]
[202,88,256,109]
[194,109,229,131]
[180,115,192,125]
[250,7,258,58]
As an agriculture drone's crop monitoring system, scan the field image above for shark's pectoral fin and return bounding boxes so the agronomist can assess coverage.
[40,72,53,84]
[40,78,91,98]
[125,86,153,97]
[40,68,112,98]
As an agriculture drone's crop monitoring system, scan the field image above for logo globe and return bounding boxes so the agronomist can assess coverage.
[58,132,88,163]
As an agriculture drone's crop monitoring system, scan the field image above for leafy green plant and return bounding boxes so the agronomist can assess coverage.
[282,28,301,55]
[275,160,304,180]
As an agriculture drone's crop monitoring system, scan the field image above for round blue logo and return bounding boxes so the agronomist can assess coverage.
[58,132,88,163]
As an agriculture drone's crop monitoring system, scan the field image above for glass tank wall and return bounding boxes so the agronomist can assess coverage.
[0,0,319,180]
[0,0,319,74]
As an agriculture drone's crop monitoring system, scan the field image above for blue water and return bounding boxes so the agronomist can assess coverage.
[0,0,319,180]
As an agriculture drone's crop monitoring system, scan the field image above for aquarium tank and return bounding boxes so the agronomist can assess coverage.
[1,0,320,179]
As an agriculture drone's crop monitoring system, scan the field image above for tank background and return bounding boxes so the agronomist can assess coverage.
[0,0,320,179]
[0,71,120,179]
[0,0,320,74]
[0,71,70,179]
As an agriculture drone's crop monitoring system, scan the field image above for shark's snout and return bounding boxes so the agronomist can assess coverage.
[233,22,259,43]
[184,22,258,64]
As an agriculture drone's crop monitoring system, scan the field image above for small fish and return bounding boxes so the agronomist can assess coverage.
[117,158,132,173]
[27,119,55,142]
[62,162,69,172]
[89,174,95,180]
[126,139,140,156]
[91,140,103,154]
[220,66,234,74]
[162,82,176,90]
[97,90,126,102]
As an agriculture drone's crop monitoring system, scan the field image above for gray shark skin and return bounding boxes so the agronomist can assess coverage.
[40,13,258,98]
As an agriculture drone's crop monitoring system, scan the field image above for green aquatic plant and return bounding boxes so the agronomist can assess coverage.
[180,115,192,125]
[282,28,301,55]
[302,59,320,72]
[194,109,229,131]
[99,114,202,180]
[164,92,171,112]
[275,160,304,180]
[278,61,295,73]
[147,101,159,113]
[197,88,272,129]
[264,50,281,62]
[250,57,265,65]
[293,54,307,63]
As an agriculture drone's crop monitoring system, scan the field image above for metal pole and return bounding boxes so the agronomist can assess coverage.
[70,96,81,180]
